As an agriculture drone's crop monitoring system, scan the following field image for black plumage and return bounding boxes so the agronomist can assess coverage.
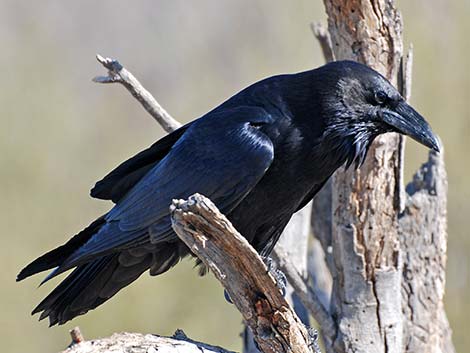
[18,60,439,326]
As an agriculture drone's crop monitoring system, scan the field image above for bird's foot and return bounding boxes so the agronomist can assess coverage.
[262,256,287,297]
[306,327,321,353]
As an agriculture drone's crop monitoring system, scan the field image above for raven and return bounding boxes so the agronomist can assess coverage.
[18,60,439,326]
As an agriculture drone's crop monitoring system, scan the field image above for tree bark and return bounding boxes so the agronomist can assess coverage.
[170,194,316,353]
[323,2,404,352]
[317,1,455,352]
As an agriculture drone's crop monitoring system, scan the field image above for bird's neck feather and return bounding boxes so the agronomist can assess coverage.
[278,71,377,170]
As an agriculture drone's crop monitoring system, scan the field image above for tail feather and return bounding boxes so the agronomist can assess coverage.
[33,252,153,326]
[34,256,110,323]
[17,216,106,282]
[20,215,191,325]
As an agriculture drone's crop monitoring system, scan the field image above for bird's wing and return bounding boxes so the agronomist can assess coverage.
[56,106,275,270]
[107,106,275,230]
[90,123,192,203]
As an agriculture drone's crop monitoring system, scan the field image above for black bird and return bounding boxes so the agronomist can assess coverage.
[18,60,439,326]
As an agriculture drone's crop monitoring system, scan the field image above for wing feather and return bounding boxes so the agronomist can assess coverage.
[55,107,275,272]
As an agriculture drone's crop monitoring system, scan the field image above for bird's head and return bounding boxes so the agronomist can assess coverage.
[316,60,440,167]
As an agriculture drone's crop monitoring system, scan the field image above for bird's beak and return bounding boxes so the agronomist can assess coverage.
[381,101,440,152]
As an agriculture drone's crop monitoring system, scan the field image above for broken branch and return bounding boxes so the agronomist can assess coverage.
[170,194,316,353]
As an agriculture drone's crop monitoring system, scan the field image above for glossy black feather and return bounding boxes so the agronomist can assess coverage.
[91,123,191,202]
[17,216,106,281]
[45,106,274,277]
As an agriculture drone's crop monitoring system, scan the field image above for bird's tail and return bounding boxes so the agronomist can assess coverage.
[31,252,153,326]
[17,216,188,325]
[17,216,107,282]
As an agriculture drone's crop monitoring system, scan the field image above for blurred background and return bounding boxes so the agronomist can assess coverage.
[1,1,468,352]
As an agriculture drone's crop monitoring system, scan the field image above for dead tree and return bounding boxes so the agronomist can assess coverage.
[56,1,455,352]
[308,1,455,352]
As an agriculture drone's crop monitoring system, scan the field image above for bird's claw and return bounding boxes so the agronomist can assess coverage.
[306,327,322,353]
[262,256,287,297]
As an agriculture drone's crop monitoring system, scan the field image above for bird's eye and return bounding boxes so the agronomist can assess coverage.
[374,91,388,105]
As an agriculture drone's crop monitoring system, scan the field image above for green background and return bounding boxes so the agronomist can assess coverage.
[1,1,468,352]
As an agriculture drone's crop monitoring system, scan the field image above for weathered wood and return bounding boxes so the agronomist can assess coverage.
[324,0,404,79]
[248,202,316,353]
[311,179,334,277]
[396,45,413,214]
[69,327,84,345]
[399,149,455,353]
[60,331,235,353]
[310,23,335,63]
[275,201,313,326]
[306,239,332,314]
[277,203,313,291]
[315,1,456,352]
[322,1,405,352]
[170,194,314,353]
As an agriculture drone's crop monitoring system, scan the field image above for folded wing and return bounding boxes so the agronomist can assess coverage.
[53,106,275,274]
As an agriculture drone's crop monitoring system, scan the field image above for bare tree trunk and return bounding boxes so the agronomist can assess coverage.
[323,2,404,352]
[315,1,455,352]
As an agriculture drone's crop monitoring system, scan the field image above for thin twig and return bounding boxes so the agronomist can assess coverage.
[69,326,84,345]
[272,249,335,349]
[92,54,181,133]
[310,23,335,63]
